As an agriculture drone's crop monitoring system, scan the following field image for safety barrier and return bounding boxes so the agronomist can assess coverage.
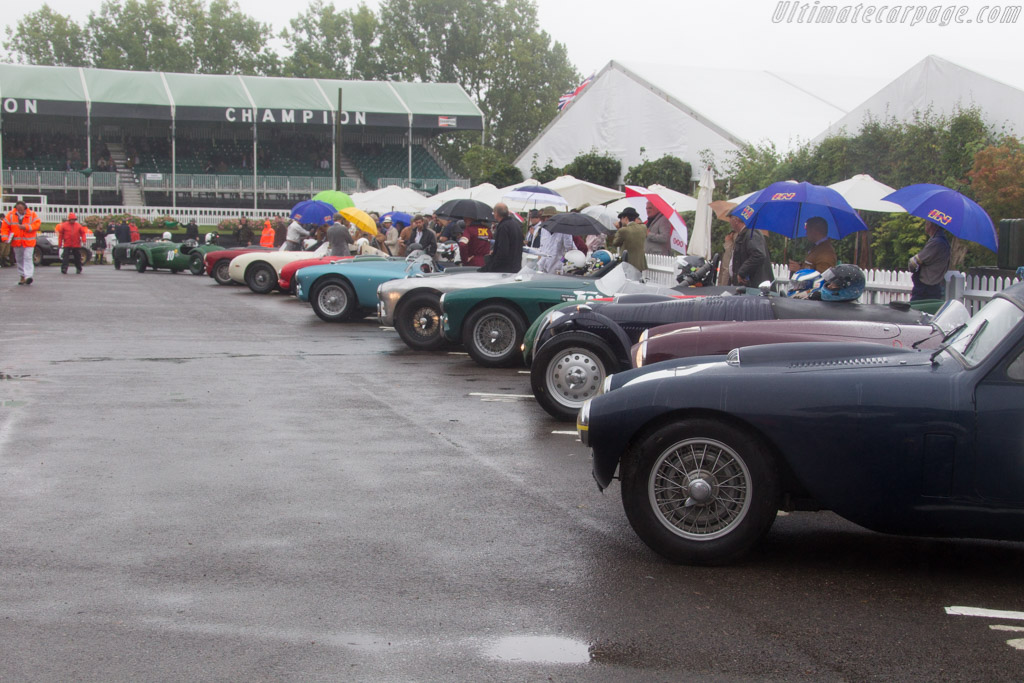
[3,169,120,191]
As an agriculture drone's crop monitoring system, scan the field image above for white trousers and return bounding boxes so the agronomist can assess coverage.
[13,246,34,279]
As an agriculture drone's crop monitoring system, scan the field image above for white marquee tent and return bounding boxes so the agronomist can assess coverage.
[813,56,1024,142]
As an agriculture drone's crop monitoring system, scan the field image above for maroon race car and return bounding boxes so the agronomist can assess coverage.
[633,299,970,369]
[277,256,352,294]
[204,246,274,286]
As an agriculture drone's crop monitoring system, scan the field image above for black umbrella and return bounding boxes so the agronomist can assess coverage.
[435,198,494,222]
[542,212,604,236]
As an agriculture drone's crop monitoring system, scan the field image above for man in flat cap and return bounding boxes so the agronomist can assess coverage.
[608,206,648,271]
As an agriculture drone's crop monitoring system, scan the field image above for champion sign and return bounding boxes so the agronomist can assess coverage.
[927,208,954,225]
[222,108,367,125]
[771,192,797,200]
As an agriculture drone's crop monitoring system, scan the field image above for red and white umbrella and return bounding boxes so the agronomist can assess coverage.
[624,185,689,254]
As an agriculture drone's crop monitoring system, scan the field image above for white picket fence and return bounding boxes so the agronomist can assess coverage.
[643,254,1020,313]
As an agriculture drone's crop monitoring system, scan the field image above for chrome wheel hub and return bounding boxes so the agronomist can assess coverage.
[546,348,605,409]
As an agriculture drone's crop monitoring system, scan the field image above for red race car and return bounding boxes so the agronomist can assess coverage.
[277,256,352,294]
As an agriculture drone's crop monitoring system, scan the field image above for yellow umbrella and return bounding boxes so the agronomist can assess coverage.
[339,207,377,235]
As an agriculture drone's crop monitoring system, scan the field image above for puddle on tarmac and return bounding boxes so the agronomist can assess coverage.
[0,373,30,381]
[482,635,591,664]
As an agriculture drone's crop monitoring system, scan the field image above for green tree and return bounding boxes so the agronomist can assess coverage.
[3,5,90,66]
[529,156,562,183]
[173,0,280,74]
[460,145,508,184]
[482,164,522,188]
[624,154,692,192]
[280,0,354,78]
[562,150,620,188]
[969,137,1024,222]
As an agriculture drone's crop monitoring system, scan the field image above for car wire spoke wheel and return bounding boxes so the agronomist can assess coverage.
[474,314,516,358]
[546,347,605,410]
[649,437,751,540]
[317,284,349,316]
[411,305,440,339]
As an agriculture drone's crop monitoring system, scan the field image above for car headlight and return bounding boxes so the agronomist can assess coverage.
[634,341,647,368]
[577,399,591,447]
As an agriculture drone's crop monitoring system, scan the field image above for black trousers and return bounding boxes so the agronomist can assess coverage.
[61,247,83,272]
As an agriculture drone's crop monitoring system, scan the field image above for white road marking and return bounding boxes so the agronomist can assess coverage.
[551,430,577,435]
[990,625,1024,633]
[946,606,1024,621]
[517,370,530,374]
[379,326,395,331]
[448,352,469,356]
[470,392,533,399]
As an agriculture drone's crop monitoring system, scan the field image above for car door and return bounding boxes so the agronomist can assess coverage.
[973,340,1024,504]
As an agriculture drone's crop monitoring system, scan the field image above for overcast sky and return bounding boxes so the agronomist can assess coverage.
[5,0,1023,92]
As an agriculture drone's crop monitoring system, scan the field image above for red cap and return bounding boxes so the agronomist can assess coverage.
[68,212,77,221]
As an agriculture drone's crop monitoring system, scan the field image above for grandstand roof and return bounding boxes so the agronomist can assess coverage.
[0,64,484,131]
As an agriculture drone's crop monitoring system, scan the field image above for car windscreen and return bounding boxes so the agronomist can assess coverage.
[595,263,643,296]
[931,299,971,336]
[945,298,1023,367]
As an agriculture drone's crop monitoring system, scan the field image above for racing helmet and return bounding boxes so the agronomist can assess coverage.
[162,231,172,240]
[788,268,822,296]
[818,264,865,302]
[676,254,706,276]
[592,249,612,265]
[405,242,425,260]
[562,250,586,269]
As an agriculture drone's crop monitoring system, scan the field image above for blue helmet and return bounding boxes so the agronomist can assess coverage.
[788,268,821,296]
[819,264,865,302]
[592,249,612,265]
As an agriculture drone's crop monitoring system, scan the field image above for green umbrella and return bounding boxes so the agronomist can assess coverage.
[313,190,355,211]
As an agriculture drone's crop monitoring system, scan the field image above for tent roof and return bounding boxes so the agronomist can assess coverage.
[813,55,1024,141]
[0,64,483,130]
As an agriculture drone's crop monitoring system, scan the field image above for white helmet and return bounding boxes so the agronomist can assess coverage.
[563,250,586,269]
[162,231,172,240]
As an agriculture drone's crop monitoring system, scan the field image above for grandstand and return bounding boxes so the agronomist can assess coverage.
[0,65,480,209]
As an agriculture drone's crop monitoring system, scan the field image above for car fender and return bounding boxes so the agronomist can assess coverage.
[536,308,633,368]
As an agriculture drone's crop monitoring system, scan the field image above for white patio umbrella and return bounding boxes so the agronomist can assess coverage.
[502,184,569,213]
[605,197,648,221]
[647,184,698,212]
[828,174,905,212]
[580,205,618,232]
[542,175,624,209]
[689,168,715,259]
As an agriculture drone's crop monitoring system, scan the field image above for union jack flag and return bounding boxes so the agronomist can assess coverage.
[557,73,594,111]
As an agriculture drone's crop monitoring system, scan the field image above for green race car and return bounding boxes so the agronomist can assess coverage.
[134,240,224,275]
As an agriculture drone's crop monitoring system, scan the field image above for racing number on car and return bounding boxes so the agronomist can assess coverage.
[166,251,176,261]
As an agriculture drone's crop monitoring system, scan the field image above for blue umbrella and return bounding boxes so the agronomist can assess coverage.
[381,211,413,227]
[882,183,998,252]
[290,199,336,225]
[731,181,868,239]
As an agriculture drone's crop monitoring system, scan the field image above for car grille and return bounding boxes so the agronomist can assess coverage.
[790,356,892,368]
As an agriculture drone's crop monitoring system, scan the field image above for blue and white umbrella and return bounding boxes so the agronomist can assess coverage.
[502,185,568,212]
[883,183,998,252]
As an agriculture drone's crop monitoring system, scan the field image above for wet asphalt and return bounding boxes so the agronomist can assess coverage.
[2,263,1024,682]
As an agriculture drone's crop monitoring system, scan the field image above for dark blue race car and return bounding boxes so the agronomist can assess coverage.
[578,281,1024,565]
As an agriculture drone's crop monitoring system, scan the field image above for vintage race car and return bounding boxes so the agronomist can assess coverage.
[134,240,223,275]
[577,281,1024,566]
[204,246,275,285]
[438,263,653,367]
[278,256,353,294]
[294,255,438,323]
[228,243,331,294]
[376,265,596,351]
[33,234,93,267]
[529,292,937,421]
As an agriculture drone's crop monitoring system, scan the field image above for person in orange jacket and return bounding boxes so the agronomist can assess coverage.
[260,219,275,247]
[56,212,89,274]
[129,222,140,242]
[2,200,42,285]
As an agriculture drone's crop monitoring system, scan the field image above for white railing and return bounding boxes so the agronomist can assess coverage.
[643,254,1020,309]
[3,169,121,191]
[7,203,286,224]
[376,177,470,192]
[136,173,347,193]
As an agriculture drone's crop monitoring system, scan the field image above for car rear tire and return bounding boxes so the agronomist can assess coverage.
[462,303,527,368]
[212,259,233,285]
[135,251,148,273]
[246,262,277,294]
[394,292,444,350]
[311,278,357,322]
[620,418,779,566]
[531,333,619,422]
[113,255,122,270]
[189,253,205,275]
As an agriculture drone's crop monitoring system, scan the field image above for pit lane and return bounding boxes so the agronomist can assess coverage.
[2,266,1023,681]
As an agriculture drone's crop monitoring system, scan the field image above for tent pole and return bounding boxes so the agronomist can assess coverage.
[86,113,92,209]
[408,123,412,185]
[335,88,342,193]
[252,120,258,211]
[171,119,176,209]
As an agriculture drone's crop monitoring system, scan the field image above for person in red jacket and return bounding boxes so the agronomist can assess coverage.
[2,200,41,285]
[56,212,89,274]
[129,222,140,242]
[458,217,492,267]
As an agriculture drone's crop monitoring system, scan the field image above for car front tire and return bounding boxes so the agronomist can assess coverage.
[620,418,780,566]
[135,251,148,273]
[462,303,527,368]
[246,262,277,294]
[310,278,357,322]
[189,253,205,275]
[212,259,233,285]
[394,292,444,350]
[531,333,618,422]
